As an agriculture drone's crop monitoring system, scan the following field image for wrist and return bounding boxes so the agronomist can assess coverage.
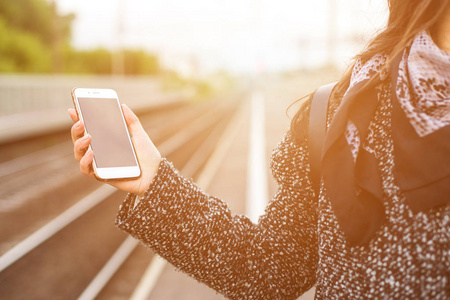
[136,156,162,196]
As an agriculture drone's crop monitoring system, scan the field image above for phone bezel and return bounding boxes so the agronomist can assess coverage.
[71,88,141,180]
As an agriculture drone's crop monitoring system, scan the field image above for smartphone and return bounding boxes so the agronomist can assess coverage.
[71,88,141,180]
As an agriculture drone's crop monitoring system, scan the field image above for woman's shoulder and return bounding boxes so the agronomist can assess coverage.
[270,130,310,187]
[270,83,343,186]
[289,84,343,143]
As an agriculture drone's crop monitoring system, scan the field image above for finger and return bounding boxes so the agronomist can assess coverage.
[80,148,95,178]
[122,104,144,135]
[71,120,85,144]
[74,134,91,161]
[68,108,79,123]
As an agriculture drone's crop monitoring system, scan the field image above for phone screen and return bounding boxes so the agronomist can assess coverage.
[78,98,137,168]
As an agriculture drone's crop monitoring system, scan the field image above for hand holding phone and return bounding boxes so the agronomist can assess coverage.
[70,88,161,195]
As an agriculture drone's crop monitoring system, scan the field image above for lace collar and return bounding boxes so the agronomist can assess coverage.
[348,31,450,137]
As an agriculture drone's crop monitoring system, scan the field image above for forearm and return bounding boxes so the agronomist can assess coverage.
[116,158,318,299]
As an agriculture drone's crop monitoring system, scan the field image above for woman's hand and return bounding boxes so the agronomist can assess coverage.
[68,104,162,196]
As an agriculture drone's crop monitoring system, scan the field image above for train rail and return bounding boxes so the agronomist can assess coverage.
[0,93,246,299]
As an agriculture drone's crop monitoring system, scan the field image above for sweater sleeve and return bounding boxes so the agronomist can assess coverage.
[115,132,319,300]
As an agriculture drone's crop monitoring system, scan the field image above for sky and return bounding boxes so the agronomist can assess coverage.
[54,0,389,74]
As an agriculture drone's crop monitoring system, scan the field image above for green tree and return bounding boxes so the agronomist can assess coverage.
[0,0,161,75]
[0,0,74,72]
[123,49,160,75]
[64,48,112,74]
[0,17,51,72]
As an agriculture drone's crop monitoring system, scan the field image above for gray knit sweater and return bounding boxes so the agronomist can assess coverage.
[116,79,449,299]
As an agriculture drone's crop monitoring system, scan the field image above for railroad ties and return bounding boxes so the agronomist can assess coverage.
[0,73,333,299]
[0,93,246,299]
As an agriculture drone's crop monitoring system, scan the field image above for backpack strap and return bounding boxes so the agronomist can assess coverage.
[308,82,337,196]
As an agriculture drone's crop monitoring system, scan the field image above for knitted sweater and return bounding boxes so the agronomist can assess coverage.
[116,77,449,300]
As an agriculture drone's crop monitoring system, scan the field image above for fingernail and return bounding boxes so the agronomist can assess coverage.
[82,134,90,141]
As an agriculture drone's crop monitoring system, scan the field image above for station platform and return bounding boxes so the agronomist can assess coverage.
[0,74,188,144]
[146,72,338,300]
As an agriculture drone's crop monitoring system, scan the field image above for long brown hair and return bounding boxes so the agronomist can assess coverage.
[290,0,449,138]
[336,0,449,96]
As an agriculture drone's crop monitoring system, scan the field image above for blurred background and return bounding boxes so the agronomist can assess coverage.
[0,0,388,75]
[0,0,388,299]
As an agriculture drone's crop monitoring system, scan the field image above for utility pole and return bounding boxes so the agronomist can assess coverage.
[327,0,338,69]
[112,0,125,76]
[251,0,264,74]
[50,0,62,73]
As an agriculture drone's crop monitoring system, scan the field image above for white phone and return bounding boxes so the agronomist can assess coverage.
[71,88,141,180]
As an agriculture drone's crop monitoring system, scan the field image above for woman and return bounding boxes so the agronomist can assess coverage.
[69,0,449,298]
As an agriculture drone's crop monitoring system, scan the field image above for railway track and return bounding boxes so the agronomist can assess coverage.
[0,93,247,300]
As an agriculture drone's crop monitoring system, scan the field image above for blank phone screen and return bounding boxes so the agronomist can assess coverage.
[78,98,137,168]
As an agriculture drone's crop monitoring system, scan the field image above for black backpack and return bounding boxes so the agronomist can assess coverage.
[308,82,337,196]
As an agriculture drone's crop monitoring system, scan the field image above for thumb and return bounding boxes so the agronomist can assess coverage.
[121,104,144,135]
